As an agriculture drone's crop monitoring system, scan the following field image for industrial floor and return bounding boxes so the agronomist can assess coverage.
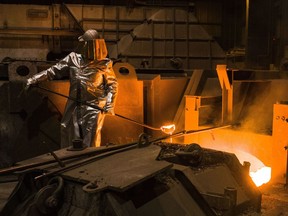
[262,183,288,215]
[0,178,287,215]
[241,183,288,216]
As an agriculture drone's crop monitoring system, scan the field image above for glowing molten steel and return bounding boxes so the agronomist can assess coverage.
[160,124,176,135]
[234,150,271,187]
[249,166,271,187]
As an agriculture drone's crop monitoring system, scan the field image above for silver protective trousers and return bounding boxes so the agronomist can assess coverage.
[27,52,118,147]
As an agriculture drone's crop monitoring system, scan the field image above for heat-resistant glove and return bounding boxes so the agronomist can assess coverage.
[103,104,115,115]
[25,77,35,91]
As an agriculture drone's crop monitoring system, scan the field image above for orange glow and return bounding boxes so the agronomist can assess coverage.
[249,166,271,187]
[160,124,176,135]
[233,150,271,187]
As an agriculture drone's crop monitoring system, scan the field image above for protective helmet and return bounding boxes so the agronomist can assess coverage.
[78,29,99,42]
[78,29,107,60]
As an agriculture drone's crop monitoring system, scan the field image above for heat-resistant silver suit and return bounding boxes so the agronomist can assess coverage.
[27,51,118,147]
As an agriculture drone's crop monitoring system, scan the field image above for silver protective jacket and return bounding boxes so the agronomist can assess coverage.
[28,52,118,147]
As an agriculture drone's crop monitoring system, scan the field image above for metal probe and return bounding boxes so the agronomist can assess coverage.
[33,85,173,132]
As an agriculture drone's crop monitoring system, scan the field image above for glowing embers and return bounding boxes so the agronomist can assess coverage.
[160,124,175,135]
[250,166,271,187]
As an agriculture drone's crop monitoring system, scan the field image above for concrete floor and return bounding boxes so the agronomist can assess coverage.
[0,177,287,215]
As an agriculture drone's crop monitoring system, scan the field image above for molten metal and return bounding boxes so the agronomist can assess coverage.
[217,149,271,187]
[160,124,176,135]
[236,150,271,187]
[250,166,271,187]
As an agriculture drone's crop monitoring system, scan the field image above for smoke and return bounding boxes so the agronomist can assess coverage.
[235,80,288,135]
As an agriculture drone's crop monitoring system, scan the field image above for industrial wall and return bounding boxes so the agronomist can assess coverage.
[0,3,227,70]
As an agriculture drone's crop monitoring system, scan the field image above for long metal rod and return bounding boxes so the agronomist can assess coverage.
[150,124,232,143]
[33,132,185,180]
[34,85,161,131]
[0,29,79,36]
[34,125,231,180]
[171,125,232,139]
[0,124,231,176]
[34,144,138,180]
[0,142,137,176]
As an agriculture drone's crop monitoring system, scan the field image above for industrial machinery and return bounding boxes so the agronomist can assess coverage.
[0,136,261,216]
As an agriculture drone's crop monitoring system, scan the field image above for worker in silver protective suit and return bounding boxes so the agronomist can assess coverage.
[26,29,118,148]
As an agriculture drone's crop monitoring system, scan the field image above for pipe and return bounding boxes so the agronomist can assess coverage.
[0,142,138,176]
[34,144,138,180]
[34,130,190,180]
